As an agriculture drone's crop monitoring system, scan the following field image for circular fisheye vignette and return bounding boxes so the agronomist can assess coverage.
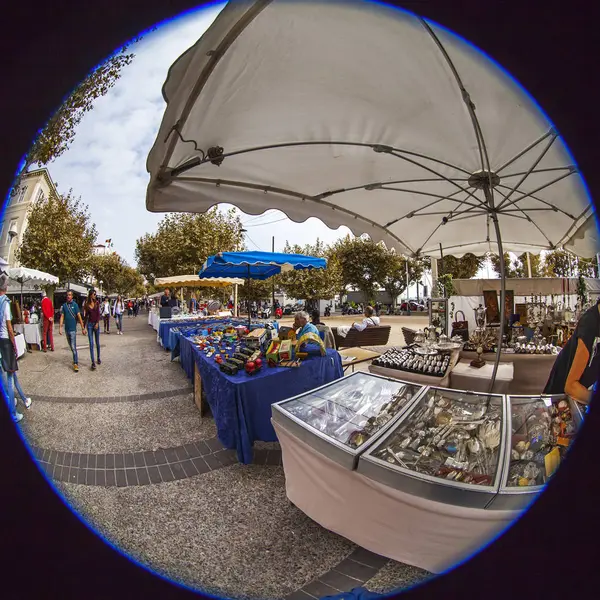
[4,0,598,598]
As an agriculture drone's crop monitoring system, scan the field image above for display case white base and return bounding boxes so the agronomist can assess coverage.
[273,420,520,574]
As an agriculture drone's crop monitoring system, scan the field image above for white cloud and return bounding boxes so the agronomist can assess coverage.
[47,3,352,267]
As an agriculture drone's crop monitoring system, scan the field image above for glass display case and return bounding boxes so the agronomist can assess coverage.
[429,298,448,336]
[358,386,507,508]
[271,373,426,469]
[486,394,584,510]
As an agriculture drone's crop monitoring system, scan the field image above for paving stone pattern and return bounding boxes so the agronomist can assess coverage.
[31,438,283,487]
[30,387,193,404]
[286,548,390,599]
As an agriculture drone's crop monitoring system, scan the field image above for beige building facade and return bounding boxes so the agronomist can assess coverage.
[1,168,58,266]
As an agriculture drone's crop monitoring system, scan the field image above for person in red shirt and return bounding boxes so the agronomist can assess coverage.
[40,290,55,352]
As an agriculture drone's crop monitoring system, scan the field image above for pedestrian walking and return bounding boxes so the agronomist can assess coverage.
[101,297,111,333]
[0,274,30,422]
[113,295,125,335]
[58,290,86,372]
[133,299,139,317]
[83,289,101,371]
[41,290,55,352]
[127,300,133,317]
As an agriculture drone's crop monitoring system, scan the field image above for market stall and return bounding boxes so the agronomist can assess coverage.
[13,323,43,350]
[145,0,597,576]
[179,321,343,464]
[271,373,584,571]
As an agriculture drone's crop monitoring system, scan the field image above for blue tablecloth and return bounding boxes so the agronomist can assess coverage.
[185,339,343,463]
[161,318,278,351]
[170,320,279,360]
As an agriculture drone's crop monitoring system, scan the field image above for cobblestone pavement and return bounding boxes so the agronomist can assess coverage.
[16,311,432,599]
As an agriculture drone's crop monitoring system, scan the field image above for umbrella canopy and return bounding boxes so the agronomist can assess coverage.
[154,274,245,287]
[563,215,600,259]
[198,251,327,280]
[8,267,59,288]
[146,0,596,259]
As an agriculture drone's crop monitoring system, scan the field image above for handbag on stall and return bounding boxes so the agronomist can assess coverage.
[451,310,469,341]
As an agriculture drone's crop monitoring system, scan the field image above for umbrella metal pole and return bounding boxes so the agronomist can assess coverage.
[483,184,506,394]
[247,265,251,330]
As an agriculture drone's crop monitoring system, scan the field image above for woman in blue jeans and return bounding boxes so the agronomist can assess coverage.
[112,295,124,335]
[83,289,101,370]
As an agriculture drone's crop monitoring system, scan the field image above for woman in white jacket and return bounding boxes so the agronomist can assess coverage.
[112,295,125,335]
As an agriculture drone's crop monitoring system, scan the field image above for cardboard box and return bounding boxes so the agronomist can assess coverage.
[245,328,267,348]
[279,339,293,361]
[266,340,281,363]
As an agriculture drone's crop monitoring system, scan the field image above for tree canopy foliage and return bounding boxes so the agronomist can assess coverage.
[25,38,144,170]
[135,208,245,279]
[277,239,342,303]
[90,253,144,296]
[16,189,97,285]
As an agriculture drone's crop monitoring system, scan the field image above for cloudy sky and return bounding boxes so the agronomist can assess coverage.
[48,2,352,267]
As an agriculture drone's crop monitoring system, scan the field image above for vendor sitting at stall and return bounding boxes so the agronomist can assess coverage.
[544,298,600,404]
[294,311,319,337]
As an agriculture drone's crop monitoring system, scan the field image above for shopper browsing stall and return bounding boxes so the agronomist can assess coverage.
[544,299,600,403]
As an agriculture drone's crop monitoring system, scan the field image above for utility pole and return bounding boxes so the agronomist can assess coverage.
[272,235,276,309]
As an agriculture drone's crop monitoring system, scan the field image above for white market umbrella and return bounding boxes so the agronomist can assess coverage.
[146,0,597,389]
[8,266,59,311]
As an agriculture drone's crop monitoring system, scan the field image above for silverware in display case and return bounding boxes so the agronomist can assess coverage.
[272,373,427,469]
[372,388,502,486]
[504,395,580,488]
[282,374,423,449]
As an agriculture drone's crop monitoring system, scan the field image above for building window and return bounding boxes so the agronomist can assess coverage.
[13,185,28,204]
[6,219,18,245]
[36,188,45,203]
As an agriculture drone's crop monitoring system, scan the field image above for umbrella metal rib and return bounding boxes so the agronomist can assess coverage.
[495,129,556,174]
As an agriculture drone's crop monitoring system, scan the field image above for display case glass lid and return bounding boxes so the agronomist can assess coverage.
[503,395,579,490]
[367,386,505,489]
[278,373,424,451]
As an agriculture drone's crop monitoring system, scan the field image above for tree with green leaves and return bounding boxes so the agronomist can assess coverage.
[116,264,145,297]
[379,251,427,307]
[439,253,486,279]
[135,208,245,278]
[16,190,97,296]
[278,240,342,308]
[544,249,597,278]
[89,253,126,296]
[489,252,545,278]
[333,237,388,304]
[23,37,147,172]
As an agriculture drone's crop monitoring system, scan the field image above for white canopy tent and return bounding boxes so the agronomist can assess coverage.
[7,267,60,309]
[450,277,600,336]
[145,0,598,388]
[154,274,245,315]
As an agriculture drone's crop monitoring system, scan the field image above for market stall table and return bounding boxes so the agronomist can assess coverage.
[273,421,519,573]
[338,347,381,373]
[450,360,514,394]
[14,323,42,350]
[14,332,26,358]
[187,340,343,464]
[459,350,555,395]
